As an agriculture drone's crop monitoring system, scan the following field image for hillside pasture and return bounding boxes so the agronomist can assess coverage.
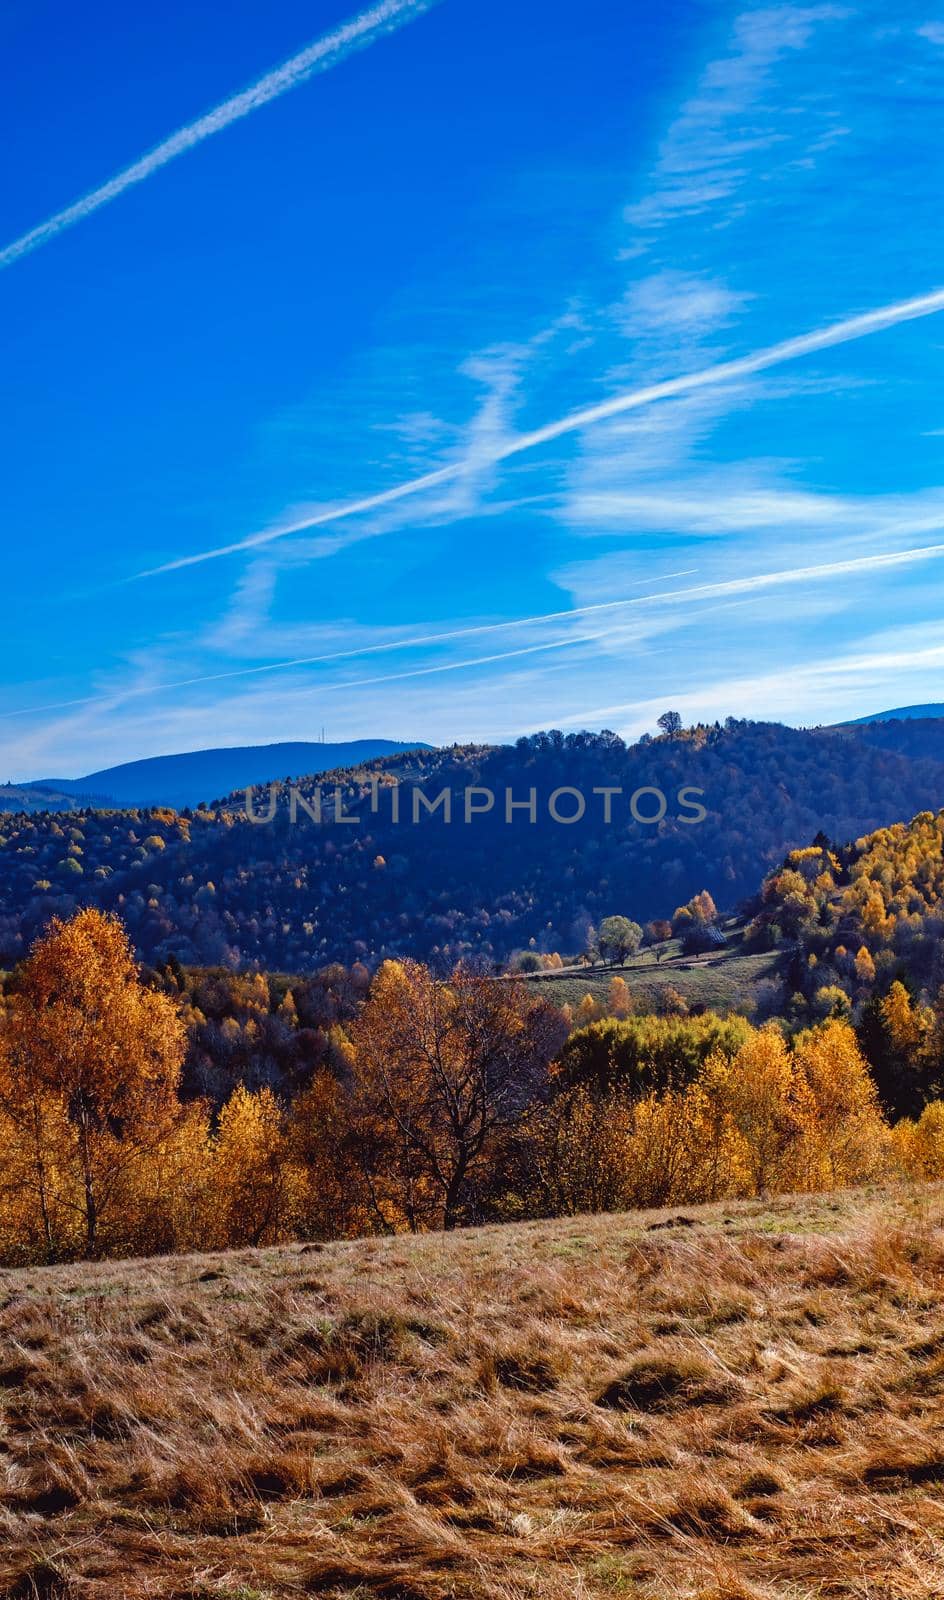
[0,1186,943,1597]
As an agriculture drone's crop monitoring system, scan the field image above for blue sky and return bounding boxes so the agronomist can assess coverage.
[2,0,944,777]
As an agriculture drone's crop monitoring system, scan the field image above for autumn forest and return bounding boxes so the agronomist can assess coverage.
[2,792,944,1264]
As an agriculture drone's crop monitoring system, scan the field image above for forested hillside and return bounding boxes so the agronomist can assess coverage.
[829,714,944,765]
[0,781,114,815]
[35,737,430,810]
[752,807,944,993]
[748,808,944,1111]
[2,719,944,970]
[0,907,921,1265]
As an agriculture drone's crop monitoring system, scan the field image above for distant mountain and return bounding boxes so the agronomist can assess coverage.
[844,704,944,724]
[34,740,432,811]
[0,781,117,816]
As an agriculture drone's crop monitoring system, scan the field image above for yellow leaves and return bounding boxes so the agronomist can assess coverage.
[812,984,851,1020]
[860,890,893,939]
[854,946,876,983]
[708,1026,805,1194]
[530,1018,894,1219]
[626,1022,888,1202]
[881,981,929,1056]
[277,988,298,1022]
[788,846,825,865]
[769,868,814,907]
[0,908,190,1259]
[530,1086,635,1215]
[349,962,548,1230]
[209,1086,295,1249]
[607,976,632,1019]
[0,909,914,1265]
[793,1020,889,1187]
[577,992,603,1025]
[891,1100,944,1181]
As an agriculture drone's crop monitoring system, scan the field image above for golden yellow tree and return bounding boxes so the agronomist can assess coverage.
[0,909,195,1260]
[891,1100,944,1180]
[530,1086,635,1215]
[854,945,876,984]
[577,992,602,1026]
[289,1069,367,1239]
[881,981,930,1062]
[673,1058,751,1202]
[209,1085,295,1248]
[793,1020,889,1187]
[608,975,632,1018]
[713,1026,807,1195]
[624,1090,700,1207]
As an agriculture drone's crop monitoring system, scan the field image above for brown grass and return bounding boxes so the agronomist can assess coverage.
[0,1186,943,1598]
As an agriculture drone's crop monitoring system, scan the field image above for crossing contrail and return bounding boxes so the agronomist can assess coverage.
[0,571,699,720]
[8,542,944,723]
[138,282,944,577]
[0,0,440,273]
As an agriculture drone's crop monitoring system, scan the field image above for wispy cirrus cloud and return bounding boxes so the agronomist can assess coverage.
[544,623,944,738]
[0,0,439,273]
[12,542,944,727]
[8,0,944,780]
[564,475,944,538]
[623,3,848,245]
[137,282,944,577]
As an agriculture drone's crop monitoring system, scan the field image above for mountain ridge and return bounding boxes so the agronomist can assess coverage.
[841,703,944,724]
[4,716,944,972]
[33,738,433,811]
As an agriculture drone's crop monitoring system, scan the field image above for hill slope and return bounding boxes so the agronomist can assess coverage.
[522,933,781,1015]
[3,720,944,970]
[36,738,431,810]
[0,780,116,815]
[752,805,944,1004]
[1,1186,942,1599]
[830,715,944,767]
[845,702,944,723]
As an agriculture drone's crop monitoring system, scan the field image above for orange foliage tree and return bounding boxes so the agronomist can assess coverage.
[0,909,206,1261]
[349,960,563,1230]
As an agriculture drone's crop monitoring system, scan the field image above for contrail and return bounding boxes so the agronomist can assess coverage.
[139,283,944,577]
[8,542,944,723]
[0,570,699,720]
[0,0,439,274]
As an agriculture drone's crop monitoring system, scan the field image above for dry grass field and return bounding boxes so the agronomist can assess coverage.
[2,1187,944,1599]
[518,932,782,1016]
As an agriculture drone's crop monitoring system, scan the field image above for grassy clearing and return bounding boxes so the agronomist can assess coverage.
[0,1186,943,1597]
[521,937,780,1015]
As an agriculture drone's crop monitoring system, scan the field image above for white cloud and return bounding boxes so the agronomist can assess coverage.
[563,474,944,539]
[136,282,944,576]
[545,626,944,738]
[616,272,752,340]
[623,4,848,242]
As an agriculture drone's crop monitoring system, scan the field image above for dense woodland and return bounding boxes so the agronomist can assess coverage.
[2,717,944,971]
[1,904,944,1266]
[2,718,944,1266]
[745,807,944,1112]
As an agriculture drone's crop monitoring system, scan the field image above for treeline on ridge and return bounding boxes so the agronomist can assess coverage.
[2,717,944,971]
